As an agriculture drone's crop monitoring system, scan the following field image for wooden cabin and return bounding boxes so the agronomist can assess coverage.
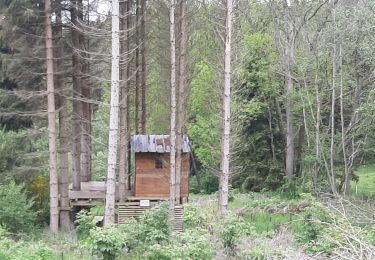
[132,135,190,201]
[68,134,190,225]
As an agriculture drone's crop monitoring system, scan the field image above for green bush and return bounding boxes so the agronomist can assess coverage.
[242,243,282,260]
[146,229,214,260]
[220,214,254,256]
[75,209,98,239]
[138,202,170,243]
[0,227,54,260]
[292,206,336,255]
[0,182,38,233]
[88,226,127,260]
[183,203,205,229]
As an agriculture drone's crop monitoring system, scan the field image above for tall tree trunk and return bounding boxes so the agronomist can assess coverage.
[219,0,233,214]
[140,0,147,134]
[285,6,295,177]
[340,45,349,195]
[119,0,129,202]
[45,0,59,233]
[169,0,177,231]
[55,3,71,230]
[71,0,82,191]
[135,0,140,134]
[104,0,120,226]
[81,1,92,182]
[175,0,187,205]
[329,0,338,195]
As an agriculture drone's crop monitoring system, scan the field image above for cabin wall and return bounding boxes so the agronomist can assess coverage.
[134,153,189,197]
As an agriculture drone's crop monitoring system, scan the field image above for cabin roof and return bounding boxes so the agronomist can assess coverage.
[132,135,191,153]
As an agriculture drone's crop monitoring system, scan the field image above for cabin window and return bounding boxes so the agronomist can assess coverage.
[155,156,163,169]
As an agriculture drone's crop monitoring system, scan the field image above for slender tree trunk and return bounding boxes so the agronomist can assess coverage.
[81,3,92,182]
[135,0,140,134]
[175,0,187,205]
[285,39,294,177]
[219,0,233,214]
[140,0,147,134]
[45,0,59,233]
[330,0,338,195]
[340,45,349,195]
[71,0,82,190]
[169,0,177,231]
[126,0,132,190]
[119,0,129,202]
[104,0,120,226]
[55,4,71,230]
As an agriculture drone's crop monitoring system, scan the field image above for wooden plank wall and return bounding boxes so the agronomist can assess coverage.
[134,153,189,197]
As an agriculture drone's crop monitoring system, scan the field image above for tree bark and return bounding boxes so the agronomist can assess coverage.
[169,0,177,231]
[71,0,82,191]
[135,0,140,134]
[104,0,120,226]
[175,0,187,205]
[140,0,147,134]
[285,5,295,177]
[329,0,338,195]
[119,0,129,202]
[219,0,233,214]
[55,3,71,231]
[45,0,59,233]
[80,2,92,182]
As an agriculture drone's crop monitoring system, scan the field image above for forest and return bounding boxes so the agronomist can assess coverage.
[0,0,375,259]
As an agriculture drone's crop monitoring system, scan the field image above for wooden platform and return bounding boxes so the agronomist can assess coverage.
[117,202,184,232]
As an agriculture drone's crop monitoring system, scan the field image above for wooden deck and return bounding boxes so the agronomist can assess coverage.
[68,181,169,206]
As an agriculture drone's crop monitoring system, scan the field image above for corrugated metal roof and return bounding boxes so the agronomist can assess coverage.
[132,135,191,153]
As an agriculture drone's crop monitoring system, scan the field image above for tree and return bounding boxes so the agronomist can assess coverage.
[219,0,233,214]
[55,0,71,230]
[175,0,188,204]
[104,0,120,226]
[71,0,83,191]
[169,0,177,230]
[44,0,59,233]
[119,0,130,202]
[284,1,295,178]
[140,0,147,134]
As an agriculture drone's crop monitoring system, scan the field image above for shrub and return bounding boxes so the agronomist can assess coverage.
[0,228,54,260]
[88,226,127,260]
[75,209,98,239]
[146,229,214,260]
[183,204,205,229]
[242,243,282,260]
[220,214,254,256]
[138,202,170,243]
[0,182,37,233]
[292,206,337,255]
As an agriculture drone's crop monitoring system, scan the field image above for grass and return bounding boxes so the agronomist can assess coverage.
[243,212,295,235]
[351,164,375,198]
[228,193,299,235]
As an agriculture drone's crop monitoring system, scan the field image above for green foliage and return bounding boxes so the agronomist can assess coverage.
[233,32,285,192]
[292,206,336,255]
[0,181,37,233]
[0,227,55,260]
[88,226,126,260]
[75,210,98,239]
[138,202,170,243]
[183,204,205,229]
[187,60,221,194]
[189,170,219,194]
[146,229,214,260]
[83,203,170,259]
[220,214,254,256]
[242,243,282,260]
